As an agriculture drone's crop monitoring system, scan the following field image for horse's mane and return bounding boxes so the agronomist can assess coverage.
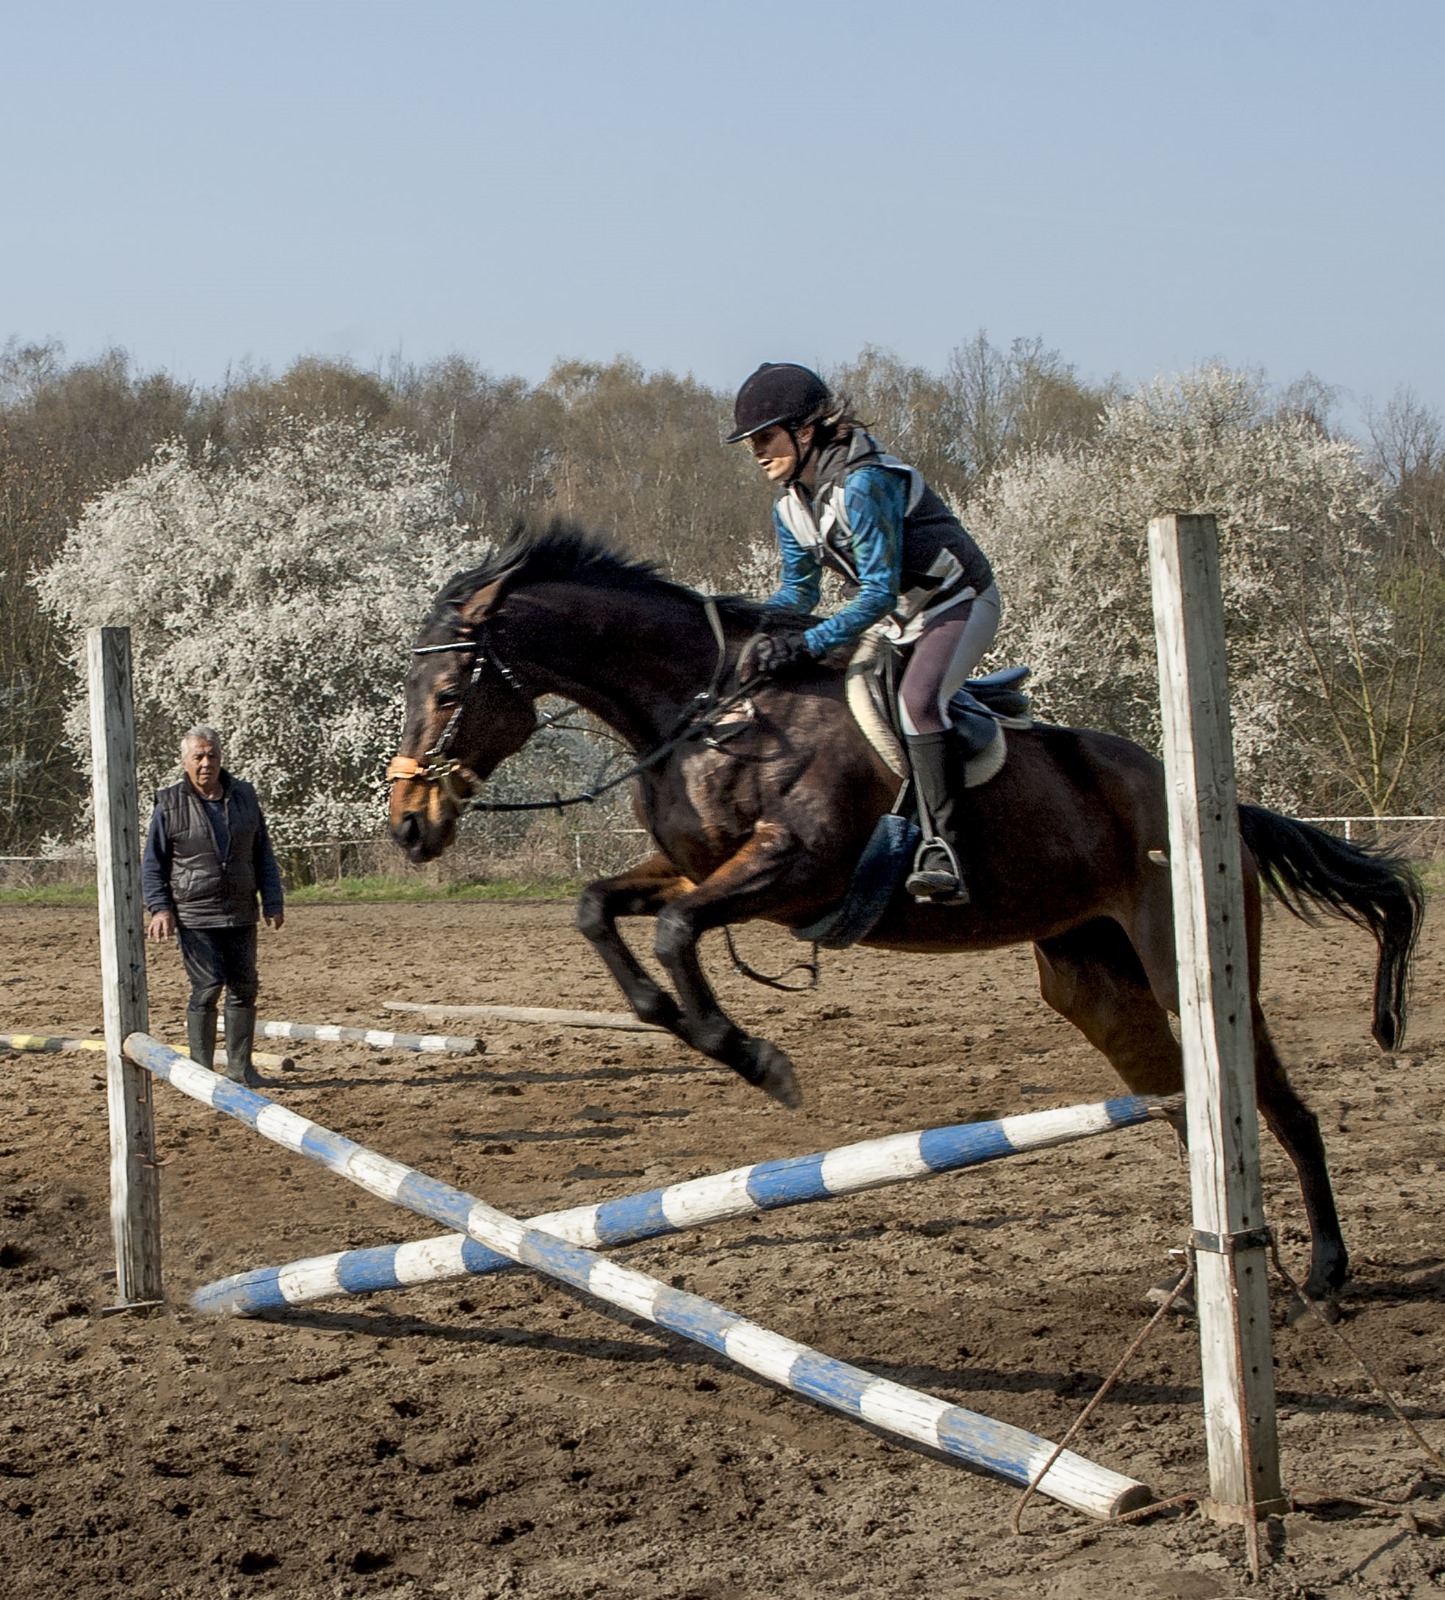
[427,518,778,631]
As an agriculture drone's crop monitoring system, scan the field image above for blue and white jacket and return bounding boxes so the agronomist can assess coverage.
[766,430,994,659]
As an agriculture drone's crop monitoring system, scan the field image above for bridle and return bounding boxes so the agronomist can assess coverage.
[386,598,749,816]
[383,622,528,809]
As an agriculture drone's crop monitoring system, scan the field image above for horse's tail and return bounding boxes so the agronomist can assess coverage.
[1238,804,1424,1051]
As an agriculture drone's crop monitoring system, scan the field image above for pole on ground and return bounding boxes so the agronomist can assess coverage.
[88,626,163,1307]
[1147,515,1282,1530]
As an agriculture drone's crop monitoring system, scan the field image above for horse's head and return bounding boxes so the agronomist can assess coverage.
[387,573,538,863]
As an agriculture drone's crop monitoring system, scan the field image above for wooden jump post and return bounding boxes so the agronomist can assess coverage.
[1147,514,1283,1546]
[89,626,164,1309]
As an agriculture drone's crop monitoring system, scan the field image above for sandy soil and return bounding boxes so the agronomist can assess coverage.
[2,897,1443,1599]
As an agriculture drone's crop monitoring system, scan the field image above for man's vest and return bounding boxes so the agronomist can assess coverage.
[775,430,994,632]
[155,773,264,928]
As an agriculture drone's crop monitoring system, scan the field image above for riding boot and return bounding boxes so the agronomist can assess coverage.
[186,1002,219,1071]
[222,1003,262,1088]
[904,731,970,905]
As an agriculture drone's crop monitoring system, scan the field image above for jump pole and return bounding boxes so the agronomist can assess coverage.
[193,1095,1178,1316]
[1147,514,1282,1538]
[89,626,163,1308]
[125,1031,1150,1521]
[0,1033,293,1072]
[384,1000,664,1034]
[257,1020,483,1055]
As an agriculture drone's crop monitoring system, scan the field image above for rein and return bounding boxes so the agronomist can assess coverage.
[388,598,752,815]
[391,595,825,992]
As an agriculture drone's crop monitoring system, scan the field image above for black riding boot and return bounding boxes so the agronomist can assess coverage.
[904,731,969,905]
[223,1003,262,1088]
[186,1002,219,1071]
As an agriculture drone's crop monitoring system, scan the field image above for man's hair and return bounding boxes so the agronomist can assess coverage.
[180,725,223,755]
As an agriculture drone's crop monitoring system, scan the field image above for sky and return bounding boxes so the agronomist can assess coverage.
[3,0,1442,437]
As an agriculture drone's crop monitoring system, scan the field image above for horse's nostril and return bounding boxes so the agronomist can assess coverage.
[394,812,420,850]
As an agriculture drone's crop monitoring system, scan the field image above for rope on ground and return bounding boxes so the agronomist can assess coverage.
[1009,1230,1445,1560]
[1010,1250,1202,1538]
[1267,1235,1445,1481]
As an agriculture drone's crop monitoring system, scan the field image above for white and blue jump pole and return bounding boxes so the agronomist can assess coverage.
[126,1033,1150,1520]
[194,1096,1172,1317]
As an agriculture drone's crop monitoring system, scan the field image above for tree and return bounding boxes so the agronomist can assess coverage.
[536,357,758,584]
[1,341,201,851]
[971,365,1399,812]
[942,333,1111,494]
[33,420,489,843]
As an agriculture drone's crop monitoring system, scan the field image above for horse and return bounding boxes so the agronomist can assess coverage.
[387,521,1422,1306]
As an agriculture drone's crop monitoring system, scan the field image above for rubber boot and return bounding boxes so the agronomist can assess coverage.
[222,1004,262,1088]
[186,1002,219,1071]
[904,731,970,905]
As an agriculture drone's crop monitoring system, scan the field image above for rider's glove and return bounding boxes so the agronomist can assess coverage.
[744,629,814,685]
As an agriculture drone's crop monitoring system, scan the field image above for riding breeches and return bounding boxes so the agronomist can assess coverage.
[898,583,1002,736]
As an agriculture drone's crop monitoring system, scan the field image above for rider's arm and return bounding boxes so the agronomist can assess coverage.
[764,504,822,616]
[801,466,907,659]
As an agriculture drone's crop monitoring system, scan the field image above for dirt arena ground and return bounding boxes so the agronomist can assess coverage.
[2,896,1443,1598]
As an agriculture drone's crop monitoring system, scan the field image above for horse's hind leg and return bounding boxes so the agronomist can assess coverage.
[1253,1011,1347,1302]
[1039,920,1349,1306]
[1034,920,1184,1097]
[1036,921,1191,1307]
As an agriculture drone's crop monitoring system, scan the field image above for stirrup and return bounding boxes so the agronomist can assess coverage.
[906,840,969,905]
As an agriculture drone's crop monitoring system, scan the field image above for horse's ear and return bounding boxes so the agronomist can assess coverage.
[458,579,508,626]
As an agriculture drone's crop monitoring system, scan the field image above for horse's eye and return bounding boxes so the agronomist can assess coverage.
[435,689,461,709]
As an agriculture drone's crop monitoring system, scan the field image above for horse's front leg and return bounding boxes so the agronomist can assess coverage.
[652,825,813,1110]
[575,853,694,1034]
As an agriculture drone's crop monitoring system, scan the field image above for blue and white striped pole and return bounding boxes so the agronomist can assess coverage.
[193,1096,1171,1317]
[257,1020,482,1055]
[125,1033,1150,1520]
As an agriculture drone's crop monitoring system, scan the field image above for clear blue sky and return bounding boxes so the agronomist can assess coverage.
[4,0,1441,435]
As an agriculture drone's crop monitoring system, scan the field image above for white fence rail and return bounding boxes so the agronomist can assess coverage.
[1298,816,1445,843]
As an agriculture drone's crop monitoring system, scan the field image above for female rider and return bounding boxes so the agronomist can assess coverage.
[728,362,1001,905]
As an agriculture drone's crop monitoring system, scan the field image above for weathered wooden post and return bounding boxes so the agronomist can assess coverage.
[88,626,163,1307]
[1147,515,1283,1551]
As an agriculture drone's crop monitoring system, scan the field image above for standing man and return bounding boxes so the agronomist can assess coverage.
[142,726,284,1087]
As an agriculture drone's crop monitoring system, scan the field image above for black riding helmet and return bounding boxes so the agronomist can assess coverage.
[725,362,832,443]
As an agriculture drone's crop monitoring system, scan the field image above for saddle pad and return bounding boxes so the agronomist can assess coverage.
[792,813,921,949]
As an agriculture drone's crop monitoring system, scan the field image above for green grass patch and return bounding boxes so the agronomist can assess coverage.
[0,874,584,908]
[285,874,585,904]
[0,883,99,906]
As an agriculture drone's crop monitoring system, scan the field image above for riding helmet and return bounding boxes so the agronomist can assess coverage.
[726,362,832,443]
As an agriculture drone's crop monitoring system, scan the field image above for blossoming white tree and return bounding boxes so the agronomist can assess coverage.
[970,366,1395,811]
[34,420,493,843]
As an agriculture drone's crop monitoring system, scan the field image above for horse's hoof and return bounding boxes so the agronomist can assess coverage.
[744,1040,802,1109]
[1288,1289,1343,1326]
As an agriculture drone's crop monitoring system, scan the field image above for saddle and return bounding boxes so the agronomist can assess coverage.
[843,625,1033,787]
[791,635,1034,949]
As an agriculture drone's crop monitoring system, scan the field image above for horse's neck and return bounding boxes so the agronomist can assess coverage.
[512,588,716,749]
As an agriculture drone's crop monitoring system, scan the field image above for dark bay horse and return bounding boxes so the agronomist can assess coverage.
[387,523,1422,1304]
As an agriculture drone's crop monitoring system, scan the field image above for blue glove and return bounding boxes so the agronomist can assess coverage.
[743,629,813,684]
